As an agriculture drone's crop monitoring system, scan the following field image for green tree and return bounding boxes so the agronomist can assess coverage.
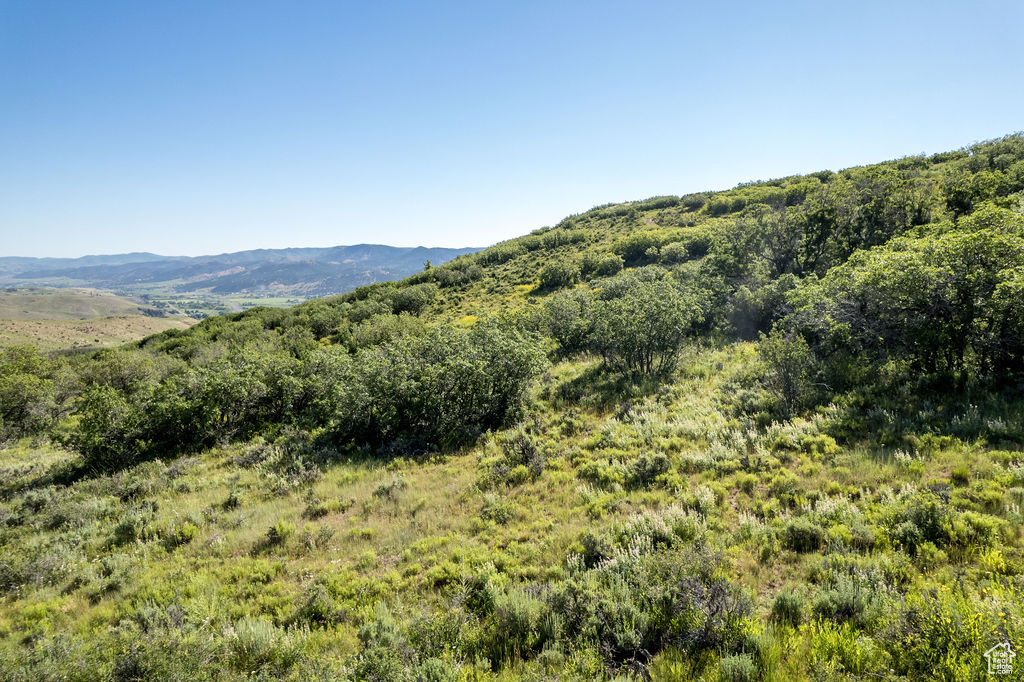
[591,275,702,377]
[538,261,581,292]
[0,346,70,442]
[543,290,595,356]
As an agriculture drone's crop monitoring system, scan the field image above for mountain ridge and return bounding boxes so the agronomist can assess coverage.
[0,243,480,298]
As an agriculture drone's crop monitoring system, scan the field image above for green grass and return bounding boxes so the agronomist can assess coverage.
[2,342,1021,679]
[2,135,1023,679]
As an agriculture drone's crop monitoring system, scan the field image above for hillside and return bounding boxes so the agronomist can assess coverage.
[0,287,195,352]
[0,287,163,320]
[0,244,479,310]
[0,316,196,353]
[1,135,1024,680]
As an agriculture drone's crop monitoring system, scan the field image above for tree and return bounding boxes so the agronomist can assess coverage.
[0,346,70,442]
[590,275,702,378]
[543,290,595,356]
[538,261,580,292]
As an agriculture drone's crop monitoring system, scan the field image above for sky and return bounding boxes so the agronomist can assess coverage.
[1,1,1023,258]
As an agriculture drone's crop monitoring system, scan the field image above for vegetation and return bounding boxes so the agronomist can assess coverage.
[1,134,1024,679]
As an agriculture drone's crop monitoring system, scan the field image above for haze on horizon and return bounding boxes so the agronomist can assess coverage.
[2,0,1022,259]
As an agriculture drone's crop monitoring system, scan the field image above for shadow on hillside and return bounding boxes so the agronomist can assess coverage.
[824,384,1024,453]
[551,364,662,413]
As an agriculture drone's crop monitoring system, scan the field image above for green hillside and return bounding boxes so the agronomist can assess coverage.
[2,135,1024,680]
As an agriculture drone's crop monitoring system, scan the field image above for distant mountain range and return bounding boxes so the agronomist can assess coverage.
[0,244,479,297]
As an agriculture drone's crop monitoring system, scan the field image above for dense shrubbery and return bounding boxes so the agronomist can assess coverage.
[327,322,546,453]
[0,347,71,442]
[68,320,544,469]
[590,273,703,377]
[786,204,1024,390]
[542,268,704,378]
[537,260,580,292]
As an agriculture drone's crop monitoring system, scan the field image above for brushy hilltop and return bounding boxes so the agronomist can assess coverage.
[2,134,1024,681]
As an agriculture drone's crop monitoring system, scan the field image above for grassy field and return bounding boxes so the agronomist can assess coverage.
[0,315,196,352]
[1,344,1021,679]
[0,287,156,320]
[0,287,196,352]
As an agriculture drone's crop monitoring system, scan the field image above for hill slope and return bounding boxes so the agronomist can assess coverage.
[0,287,196,352]
[1,135,1024,681]
[0,287,163,320]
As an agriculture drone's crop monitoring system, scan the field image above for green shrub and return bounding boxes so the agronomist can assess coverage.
[719,653,756,682]
[480,495,517,524]
[581,252,625,278]
[627,453,670,488]
[811,576,885,628]
[950,466,970,486]
[228,617,302,672]
[373,474,409,500]
[0,346,69,442]
[543,290,595,356]
[783,518,826,553]
[480,588,549,667]
[591,272,703,378]
[291,583,346,627]
[266,520,295,547]
[770,588,805,627]
[329,322,546,453]
[538,261,581,291]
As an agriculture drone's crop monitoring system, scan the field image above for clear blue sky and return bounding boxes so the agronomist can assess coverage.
[2,0,1022,258]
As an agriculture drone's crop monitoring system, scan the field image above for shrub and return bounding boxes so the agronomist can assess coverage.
[292,583,346,627]
[329,322,546,453]
[266,520,295,547]
[165,522,198,550]
[758,329,817,414]
[719,653,756,682]
[612,231,663,264]
[581,252,624,278]
[627,453,670,488]
[480,495,517,524]
[389,283,438,315]
[591,273,703,378]
[0,346,75,441]
[479,241,527,265]
[543,290,595,356]
[783,518,826,553]
[228,617,302,672]
[770,588,805,627]
[480,588,549,667]
[538,261,581,292]
[950,466,970,486]
[373,475,409,500]
[811,576,885,628]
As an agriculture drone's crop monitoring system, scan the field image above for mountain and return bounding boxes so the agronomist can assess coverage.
[0,244,479,297]
[2,134,1024,680]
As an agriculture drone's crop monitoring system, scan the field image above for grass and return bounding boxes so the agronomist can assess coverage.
[0,315,195,352]
[0,287,155,320]
[2,342,1020,679]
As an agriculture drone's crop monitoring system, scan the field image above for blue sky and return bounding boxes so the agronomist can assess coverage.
[1,0,1022,258]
